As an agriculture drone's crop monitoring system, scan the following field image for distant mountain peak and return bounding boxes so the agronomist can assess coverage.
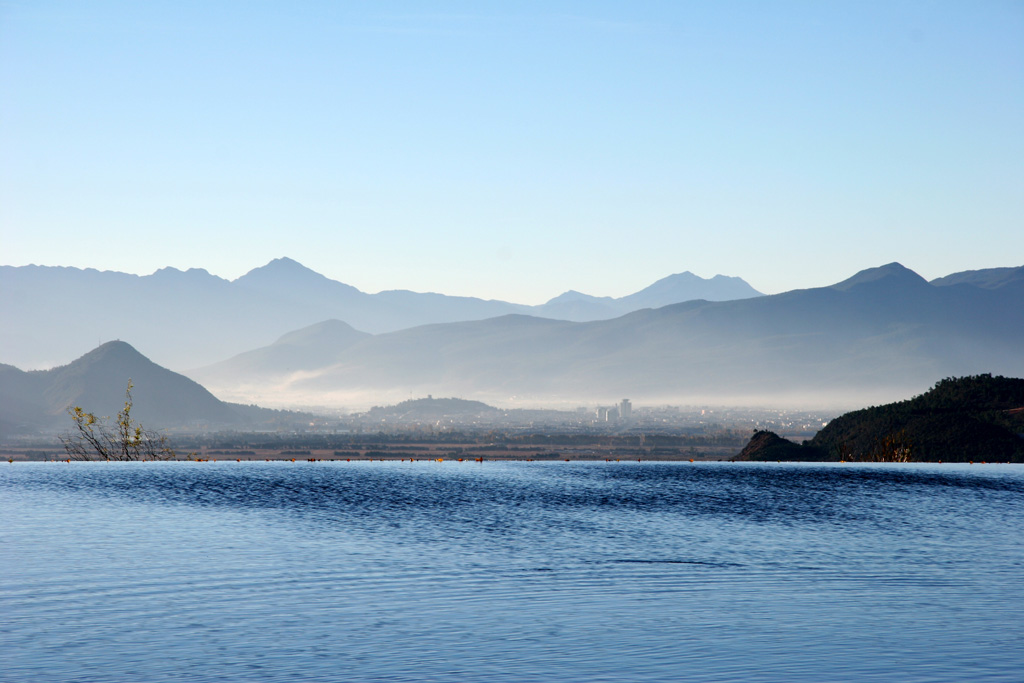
[830,263,928,291]
[64,340,161,377]
[81,340,147,362]
[621,271,762,306]
[266,256,304,269]
[237,257,321,280]
[638,272,710,292]
[274,319,371,346]
[545,290,614,305]
[234,257,361,295]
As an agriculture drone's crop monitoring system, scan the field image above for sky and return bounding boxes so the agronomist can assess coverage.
[1,1,1022,304]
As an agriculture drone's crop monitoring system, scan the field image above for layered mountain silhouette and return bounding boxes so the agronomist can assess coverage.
[0,341,291,437]
[0,258,761,370]
[189,262,1024,409]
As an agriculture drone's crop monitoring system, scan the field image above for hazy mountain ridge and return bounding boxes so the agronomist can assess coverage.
[190,262,1024,409]
[533,271,762,321]
[194,320,372,388]
[930,265,1024,290]
[0,258,760,370]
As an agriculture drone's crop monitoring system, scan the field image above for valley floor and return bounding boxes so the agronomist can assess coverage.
[2,440,744,462]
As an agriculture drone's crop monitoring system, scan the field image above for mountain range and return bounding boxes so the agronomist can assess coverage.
[0,258,762,371]
[188,263,1024,409]
[3,260,1021,416]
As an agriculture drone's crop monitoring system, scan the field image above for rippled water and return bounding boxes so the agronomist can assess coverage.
[2,461,1022,682]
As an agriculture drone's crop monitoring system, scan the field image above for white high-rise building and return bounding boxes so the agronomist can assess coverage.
[619,398,632,419]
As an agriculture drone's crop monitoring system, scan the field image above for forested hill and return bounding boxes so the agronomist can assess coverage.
[734,375,1024,463]
[363,397,499,422]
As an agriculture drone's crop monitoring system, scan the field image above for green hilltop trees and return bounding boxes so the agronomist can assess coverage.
[735,374,1024,463]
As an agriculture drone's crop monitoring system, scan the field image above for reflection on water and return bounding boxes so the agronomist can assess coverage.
[2,462,1023,682]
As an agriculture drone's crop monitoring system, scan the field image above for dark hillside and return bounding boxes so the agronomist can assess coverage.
[39,341,239,427]
[733,430,824,461]
[809,375,1024,462]
[735,375,1024,463]
[0,341,304,437]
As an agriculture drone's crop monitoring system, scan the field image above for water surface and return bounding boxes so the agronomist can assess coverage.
[2,461,1022,682]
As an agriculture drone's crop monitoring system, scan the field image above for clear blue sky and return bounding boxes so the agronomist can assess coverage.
[2,1,1021,303]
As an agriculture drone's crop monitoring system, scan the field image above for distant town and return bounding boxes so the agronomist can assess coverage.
[0,397,833,462]
[304,398,829,438]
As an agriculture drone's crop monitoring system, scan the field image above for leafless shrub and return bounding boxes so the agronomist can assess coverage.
[60,381,177,461]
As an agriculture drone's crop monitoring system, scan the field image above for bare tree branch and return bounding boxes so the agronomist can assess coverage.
[60,380,178,461]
